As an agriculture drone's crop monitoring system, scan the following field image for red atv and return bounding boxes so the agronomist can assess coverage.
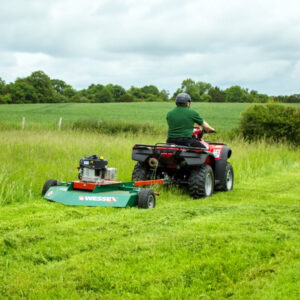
[131,126,234,198]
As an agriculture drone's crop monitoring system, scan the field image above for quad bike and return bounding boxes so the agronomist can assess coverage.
[131,126,234,198]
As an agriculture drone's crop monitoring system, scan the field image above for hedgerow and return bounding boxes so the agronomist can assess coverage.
[239,103,300,145]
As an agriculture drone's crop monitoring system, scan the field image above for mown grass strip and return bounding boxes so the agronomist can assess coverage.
[0,168,299,299]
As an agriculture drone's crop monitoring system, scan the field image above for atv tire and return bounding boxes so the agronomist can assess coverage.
[188,164,214,199]
[138,189,156,209]
[42,179,60,196]
[132,162,150,181]
[217,162,234,191]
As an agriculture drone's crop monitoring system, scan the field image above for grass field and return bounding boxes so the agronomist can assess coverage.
[0,102,252,131]
[0,128,299,299]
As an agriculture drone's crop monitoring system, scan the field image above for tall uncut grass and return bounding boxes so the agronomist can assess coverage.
[0,129,298,206]
[0,129,299,299]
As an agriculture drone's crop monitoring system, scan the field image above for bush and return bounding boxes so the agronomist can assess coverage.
[239,103,300,145]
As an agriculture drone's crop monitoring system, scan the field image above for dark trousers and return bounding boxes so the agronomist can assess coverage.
[166,137,205,148]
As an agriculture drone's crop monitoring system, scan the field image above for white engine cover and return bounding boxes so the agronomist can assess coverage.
[81,167,117,182]
[105,168,117,180]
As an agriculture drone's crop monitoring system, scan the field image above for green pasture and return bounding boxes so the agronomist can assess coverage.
[0,129,299,299]
[0,102,251,131]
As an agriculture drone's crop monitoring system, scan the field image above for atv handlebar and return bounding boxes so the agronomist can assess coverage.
[194,127,216,139]
[203,128,216,134]
[194,126,216,134]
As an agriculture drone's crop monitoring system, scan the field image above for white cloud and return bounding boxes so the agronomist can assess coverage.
[1,0,300,95]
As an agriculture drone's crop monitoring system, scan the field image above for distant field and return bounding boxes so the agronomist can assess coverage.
[0,102,252,131]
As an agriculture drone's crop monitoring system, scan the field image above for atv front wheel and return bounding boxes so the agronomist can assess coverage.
[132,162,150,181]
[138,189,156,209]
[188,165,214,198]
[42,179,60,196]
[217,162,234,191]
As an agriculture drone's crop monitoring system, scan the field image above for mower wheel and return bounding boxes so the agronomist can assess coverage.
[42,179,60,196]
[138,189,156,209]
[217,162,234,191]
[132,162,149,181]
[188,164,214,199]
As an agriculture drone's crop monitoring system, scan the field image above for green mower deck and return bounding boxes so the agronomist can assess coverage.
[43,180,162,208]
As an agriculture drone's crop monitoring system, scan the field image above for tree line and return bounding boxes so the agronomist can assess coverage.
[0,71,299,104]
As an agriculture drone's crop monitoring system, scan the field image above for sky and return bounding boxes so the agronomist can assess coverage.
[1,0,300,96]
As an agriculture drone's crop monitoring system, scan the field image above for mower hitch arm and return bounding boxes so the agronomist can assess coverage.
[134,179,164,186]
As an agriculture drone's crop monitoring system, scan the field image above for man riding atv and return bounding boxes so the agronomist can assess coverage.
[131,92,233,198]
[167,93,215,148]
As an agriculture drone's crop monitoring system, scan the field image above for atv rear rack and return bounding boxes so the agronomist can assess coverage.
[133,143,209,153]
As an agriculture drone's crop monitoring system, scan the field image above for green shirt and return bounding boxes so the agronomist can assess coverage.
[166,106,203,138]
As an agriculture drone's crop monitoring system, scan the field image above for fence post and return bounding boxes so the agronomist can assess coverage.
[58,117,62,130]
[21,117,25,130]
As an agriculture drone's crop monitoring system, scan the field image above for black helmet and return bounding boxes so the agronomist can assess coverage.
[175,93,191,105]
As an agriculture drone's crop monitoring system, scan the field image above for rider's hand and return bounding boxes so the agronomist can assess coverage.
[202,121,216,133]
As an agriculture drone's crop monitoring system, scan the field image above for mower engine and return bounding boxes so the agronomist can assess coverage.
[78,155,117,182]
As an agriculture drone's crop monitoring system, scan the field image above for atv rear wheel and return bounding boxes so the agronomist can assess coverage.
[132,162,150,181]
[138,189,156,209]
[42,179,60,196]
[217,162,234,191]
[188,165,214,198]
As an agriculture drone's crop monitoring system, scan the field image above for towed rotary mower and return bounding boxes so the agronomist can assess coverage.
[132,126,234,198]
[42,155,163,209]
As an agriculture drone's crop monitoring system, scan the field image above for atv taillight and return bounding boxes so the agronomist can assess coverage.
[205,156,211,164]
[161,153,173,158]
[193,149,204,153]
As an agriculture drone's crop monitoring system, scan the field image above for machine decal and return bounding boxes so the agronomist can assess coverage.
[211,145,223,159]
[78,196,117,203]
[46,190,54,196]
[213,149,221,158]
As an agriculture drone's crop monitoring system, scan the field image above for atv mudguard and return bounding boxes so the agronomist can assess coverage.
[214,146,232,184]
[179,150,215,166]
[132,147,153,163]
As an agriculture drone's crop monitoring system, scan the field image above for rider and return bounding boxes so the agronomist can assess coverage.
[166,93,215,147]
